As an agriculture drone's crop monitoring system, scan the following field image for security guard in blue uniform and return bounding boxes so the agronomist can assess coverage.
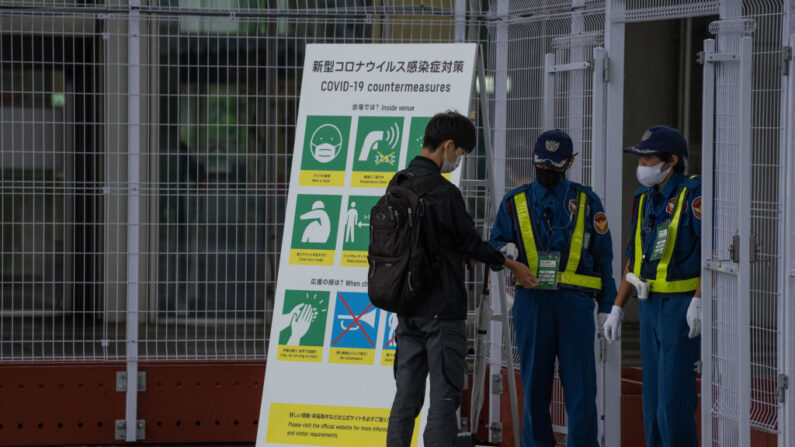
[602,125,702,447]
[489,129,617,447]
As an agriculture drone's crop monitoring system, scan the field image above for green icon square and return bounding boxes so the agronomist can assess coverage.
[301,116,351,172]
[341,195,381,252]
[291,195,342,250]
[352,116,404,172]
[278,290,330,347]
[405,117,432,164]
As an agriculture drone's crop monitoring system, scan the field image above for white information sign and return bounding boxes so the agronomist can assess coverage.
[256,43,478,447]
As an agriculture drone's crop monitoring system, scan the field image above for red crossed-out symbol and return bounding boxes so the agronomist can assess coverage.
[333,294,375,347]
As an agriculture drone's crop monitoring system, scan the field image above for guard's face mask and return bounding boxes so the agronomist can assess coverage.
[535,167,565,188]
[636,161,672,187]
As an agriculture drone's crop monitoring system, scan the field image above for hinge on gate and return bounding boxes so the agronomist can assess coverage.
[696,51,705,65]
[694,360,703,375]
[777,374,789,403]
[491,374,504,395]
[782,46,793,75]
[114,419,145,440]
[603,56,610,83]
[729,234,741,263]
[749,233,761,264]
[729,233,762,263]
[116,371,146,392]
[489,422,503,443]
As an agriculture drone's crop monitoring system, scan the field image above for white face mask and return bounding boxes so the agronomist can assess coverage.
[636,161,672,187]
[441,148,463,173]
[312,142,340,163]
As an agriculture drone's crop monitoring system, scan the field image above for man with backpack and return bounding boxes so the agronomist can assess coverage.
[489,129,617,447]
[377,111,536,447]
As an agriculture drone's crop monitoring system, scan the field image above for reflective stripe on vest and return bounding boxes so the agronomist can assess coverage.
[632,186,700,294]
[513,190,602,291]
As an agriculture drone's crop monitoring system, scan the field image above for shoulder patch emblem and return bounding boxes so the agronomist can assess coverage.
[666,198,677,215]
[594,212,609,234]
[568,199,578,215]
[692,197,702,219]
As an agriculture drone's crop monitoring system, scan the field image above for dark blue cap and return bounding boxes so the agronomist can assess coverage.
[624,125,688,157]
[533,129,575,170]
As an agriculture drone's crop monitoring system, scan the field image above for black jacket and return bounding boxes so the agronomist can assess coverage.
[403,156,505,320]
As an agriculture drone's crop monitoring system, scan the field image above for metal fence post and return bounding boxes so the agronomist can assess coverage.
[738,35,753,446]
[782,30,795,447]
[125,5,141,443]
[603,3,625,444]
[700,36,716,447]
[488,3,510,443]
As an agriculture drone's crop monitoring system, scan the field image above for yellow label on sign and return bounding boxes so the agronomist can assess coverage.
[381,350,395,366]
[298,170,345,187]
[329,348,375,365]
[277,345,323,363]
[341,251,368,267]
[351,171,393,188]
[289,249,335,266]
[266,403,419,447]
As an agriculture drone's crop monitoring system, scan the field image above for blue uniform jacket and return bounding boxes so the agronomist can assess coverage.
[625,173,702,296]
[489,178,618,313]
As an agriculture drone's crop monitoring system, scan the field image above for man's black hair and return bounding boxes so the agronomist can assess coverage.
[422,111,476,153]
[658,152,687,174]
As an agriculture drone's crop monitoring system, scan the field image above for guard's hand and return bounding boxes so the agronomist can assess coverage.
[602,306,624,343]
[498,244,519,284]
[687,297,702,339]
[499,243,519,261]
[504,259,538,288]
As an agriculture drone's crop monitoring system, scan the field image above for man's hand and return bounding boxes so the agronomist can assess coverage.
[504,258,539,288]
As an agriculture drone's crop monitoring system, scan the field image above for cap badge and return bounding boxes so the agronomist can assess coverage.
[545,140,560,152]
[641,130,652,141]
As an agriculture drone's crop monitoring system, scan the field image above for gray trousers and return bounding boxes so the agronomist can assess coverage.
[386,317,467,447]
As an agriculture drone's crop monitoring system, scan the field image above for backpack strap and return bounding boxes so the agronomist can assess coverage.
[387,170,411,189]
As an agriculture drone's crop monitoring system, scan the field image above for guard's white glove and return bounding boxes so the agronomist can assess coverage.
[602,306,624,343]
[687,297,702,339]
[500,243,519,287]
[499,243,519,260]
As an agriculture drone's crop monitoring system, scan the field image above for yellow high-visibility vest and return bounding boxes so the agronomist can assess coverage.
[512,190,602,292]
[632,183,700,294]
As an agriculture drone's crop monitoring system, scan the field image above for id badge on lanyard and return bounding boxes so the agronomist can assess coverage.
[649,222,670,262]
[536,251,561,290]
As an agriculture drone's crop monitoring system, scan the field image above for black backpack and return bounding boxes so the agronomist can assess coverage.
[367,171,447,314]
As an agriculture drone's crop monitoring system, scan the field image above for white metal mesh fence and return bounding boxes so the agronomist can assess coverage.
[0,3,488,362]
[710,25,746,445]
[0,11,123,360]
[611,0,720,23]
[743,0,783,432]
